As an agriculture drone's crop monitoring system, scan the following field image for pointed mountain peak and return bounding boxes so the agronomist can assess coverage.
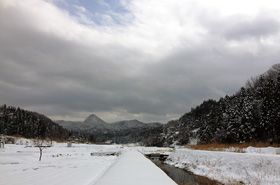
[84,114,107,124]
[130,119,139,122]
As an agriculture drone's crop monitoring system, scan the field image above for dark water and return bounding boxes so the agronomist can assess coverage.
[153,160,221,185]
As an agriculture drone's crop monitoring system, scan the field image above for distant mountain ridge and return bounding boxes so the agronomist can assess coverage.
[111,119,162,130]
[55,114,163,143]
[55,114,162,132]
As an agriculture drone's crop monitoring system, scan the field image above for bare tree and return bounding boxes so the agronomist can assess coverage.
[0,135,5,148]
[265,63,280,80]
[33,138,51,161]
[245,76,259,90]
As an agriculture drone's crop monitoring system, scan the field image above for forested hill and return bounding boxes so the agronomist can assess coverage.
[147,64,280,146]
[0,105,69,140]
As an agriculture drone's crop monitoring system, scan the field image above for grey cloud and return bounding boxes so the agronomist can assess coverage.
[223,17,280,40]
[1,0,280,123]
[197,10,280,41]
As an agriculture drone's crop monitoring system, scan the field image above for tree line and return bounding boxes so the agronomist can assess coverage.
[0,105,69,140]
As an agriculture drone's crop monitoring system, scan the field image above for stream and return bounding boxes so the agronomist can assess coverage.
[152,160,221,185]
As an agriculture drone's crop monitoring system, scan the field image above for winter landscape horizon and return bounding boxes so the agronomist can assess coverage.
[1,0,280,184]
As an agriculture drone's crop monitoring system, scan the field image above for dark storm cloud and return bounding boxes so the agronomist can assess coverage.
[1,0,280,123]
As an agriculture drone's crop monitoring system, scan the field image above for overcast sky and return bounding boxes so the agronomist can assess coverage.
[1,0,280,123]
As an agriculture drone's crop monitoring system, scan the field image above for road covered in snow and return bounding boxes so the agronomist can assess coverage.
[95,150,176,185]
[0,139,176,185]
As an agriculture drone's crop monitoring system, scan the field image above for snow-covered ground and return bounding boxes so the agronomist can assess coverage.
[166,147,280,185]
[0,141,120,185]
[0,138,176,185]
[2,138,280,185]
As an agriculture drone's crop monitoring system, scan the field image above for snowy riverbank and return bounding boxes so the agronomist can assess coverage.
[166,147,280,185]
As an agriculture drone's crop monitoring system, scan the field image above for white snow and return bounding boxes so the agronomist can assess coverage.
[245,146,280,155]
[94,150,177,185]
[133,146,173,155]
[0,139,176,185]
[2,137,280,185]
[166,148,280,185]
[0,142,120,185]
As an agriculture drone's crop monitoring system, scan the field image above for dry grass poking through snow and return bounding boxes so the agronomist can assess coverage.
[187,142,279,153]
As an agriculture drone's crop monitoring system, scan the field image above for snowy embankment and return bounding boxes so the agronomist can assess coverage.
[166,148,280,185]
[95,150,176,185]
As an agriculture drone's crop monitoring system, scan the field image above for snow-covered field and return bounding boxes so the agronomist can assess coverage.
[0,140,121,185]
[0,138,175,185]
[166,147,280,185]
